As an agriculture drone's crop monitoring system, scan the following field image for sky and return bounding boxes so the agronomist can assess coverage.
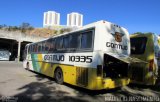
[0,0,160,34]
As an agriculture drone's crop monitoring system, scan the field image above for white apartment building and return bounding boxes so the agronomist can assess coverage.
[43,11,60,27]
[67,12,83,27]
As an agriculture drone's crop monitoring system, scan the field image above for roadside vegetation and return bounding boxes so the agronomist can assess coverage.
[132,32,155,35]
[0,23,72,38]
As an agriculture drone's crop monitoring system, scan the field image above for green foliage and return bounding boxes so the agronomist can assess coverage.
[20,22,34,33]
[0,24,7,29]
[132,32,144,34]
[132,32,154,35]
[0,23,34,33]
[59,28,72,34]
[0,25,2,29]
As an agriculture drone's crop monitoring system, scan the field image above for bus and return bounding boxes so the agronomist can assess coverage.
[0,49,11,61]
[23,20,134,90]
[130,33,160,85]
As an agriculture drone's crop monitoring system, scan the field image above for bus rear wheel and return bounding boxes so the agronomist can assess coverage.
[54,68,63,84]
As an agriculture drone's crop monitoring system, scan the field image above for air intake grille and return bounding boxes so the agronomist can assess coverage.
[130,65,144,81]
[76,67,88,86]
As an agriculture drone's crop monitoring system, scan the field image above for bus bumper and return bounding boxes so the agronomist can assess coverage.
[95,77,130,90]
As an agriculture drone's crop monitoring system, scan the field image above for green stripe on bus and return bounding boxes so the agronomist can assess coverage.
[31,54,40,72]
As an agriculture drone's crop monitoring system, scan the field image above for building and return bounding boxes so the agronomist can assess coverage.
[43,11,60,27]
[67,12,83,27]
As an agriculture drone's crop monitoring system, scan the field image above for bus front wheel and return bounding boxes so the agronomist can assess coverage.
[54,68,63,84]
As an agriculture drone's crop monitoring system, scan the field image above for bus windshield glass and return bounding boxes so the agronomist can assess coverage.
[131,37,147,54]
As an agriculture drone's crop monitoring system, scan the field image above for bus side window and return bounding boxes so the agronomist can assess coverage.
[41,42,45,53]
[28,46,31,54]
[48,39,55,53]
[38,43,42,53]
[28,45,31,54]
[63,36,69,50]
[70,33,80,50]
[45,41,49,53]
[31,45,34,53]
[32,45,35,53]
[34,45,36,53]
[34,44,37,53]
[36,44,38,53]
[52,39,56,51]
[49,39,55,53]
[56,37,63,51]
[81,31,93,49]
[29,45,32,54]
[34,44,38,53]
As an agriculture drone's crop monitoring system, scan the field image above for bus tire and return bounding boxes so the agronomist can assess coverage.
[54,67,63,84]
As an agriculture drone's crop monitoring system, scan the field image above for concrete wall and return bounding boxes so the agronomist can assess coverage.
[0,30,45,42]
[0,30,46,61]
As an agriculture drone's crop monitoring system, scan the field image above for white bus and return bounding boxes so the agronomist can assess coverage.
[23,20,133,90]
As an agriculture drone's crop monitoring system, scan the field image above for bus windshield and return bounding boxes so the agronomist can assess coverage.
[131,37,147,54]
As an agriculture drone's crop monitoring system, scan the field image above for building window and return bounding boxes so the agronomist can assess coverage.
[45,13,48,24]
[78,15,81,26]
[69,15,71,26]
[49,13,52,25]
[74,14,76,25]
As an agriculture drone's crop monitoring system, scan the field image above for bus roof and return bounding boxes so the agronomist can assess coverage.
[50,20,127,38]
[28,20,127,45]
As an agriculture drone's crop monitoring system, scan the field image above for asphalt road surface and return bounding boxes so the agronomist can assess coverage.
[0,61,160,102]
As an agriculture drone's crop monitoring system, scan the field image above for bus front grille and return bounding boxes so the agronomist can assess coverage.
[130,65,144,82]
[76,67,88,86]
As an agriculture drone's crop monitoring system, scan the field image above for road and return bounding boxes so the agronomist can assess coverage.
[0,61,160,102]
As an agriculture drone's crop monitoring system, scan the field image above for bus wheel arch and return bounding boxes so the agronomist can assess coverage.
[54,67,64,84]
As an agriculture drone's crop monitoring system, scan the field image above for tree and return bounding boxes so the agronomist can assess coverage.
[20,22,34,33]
[59,28,72,34]
[133,32,144,34]
[8,26,12,31]
[0,25,3,29]
[0,24,7,30]
[132,32,154,35]
[12,26,19,31]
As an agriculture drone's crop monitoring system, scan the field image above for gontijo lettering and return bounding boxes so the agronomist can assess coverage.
[106,42,128,50]
[44,54,64,61]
